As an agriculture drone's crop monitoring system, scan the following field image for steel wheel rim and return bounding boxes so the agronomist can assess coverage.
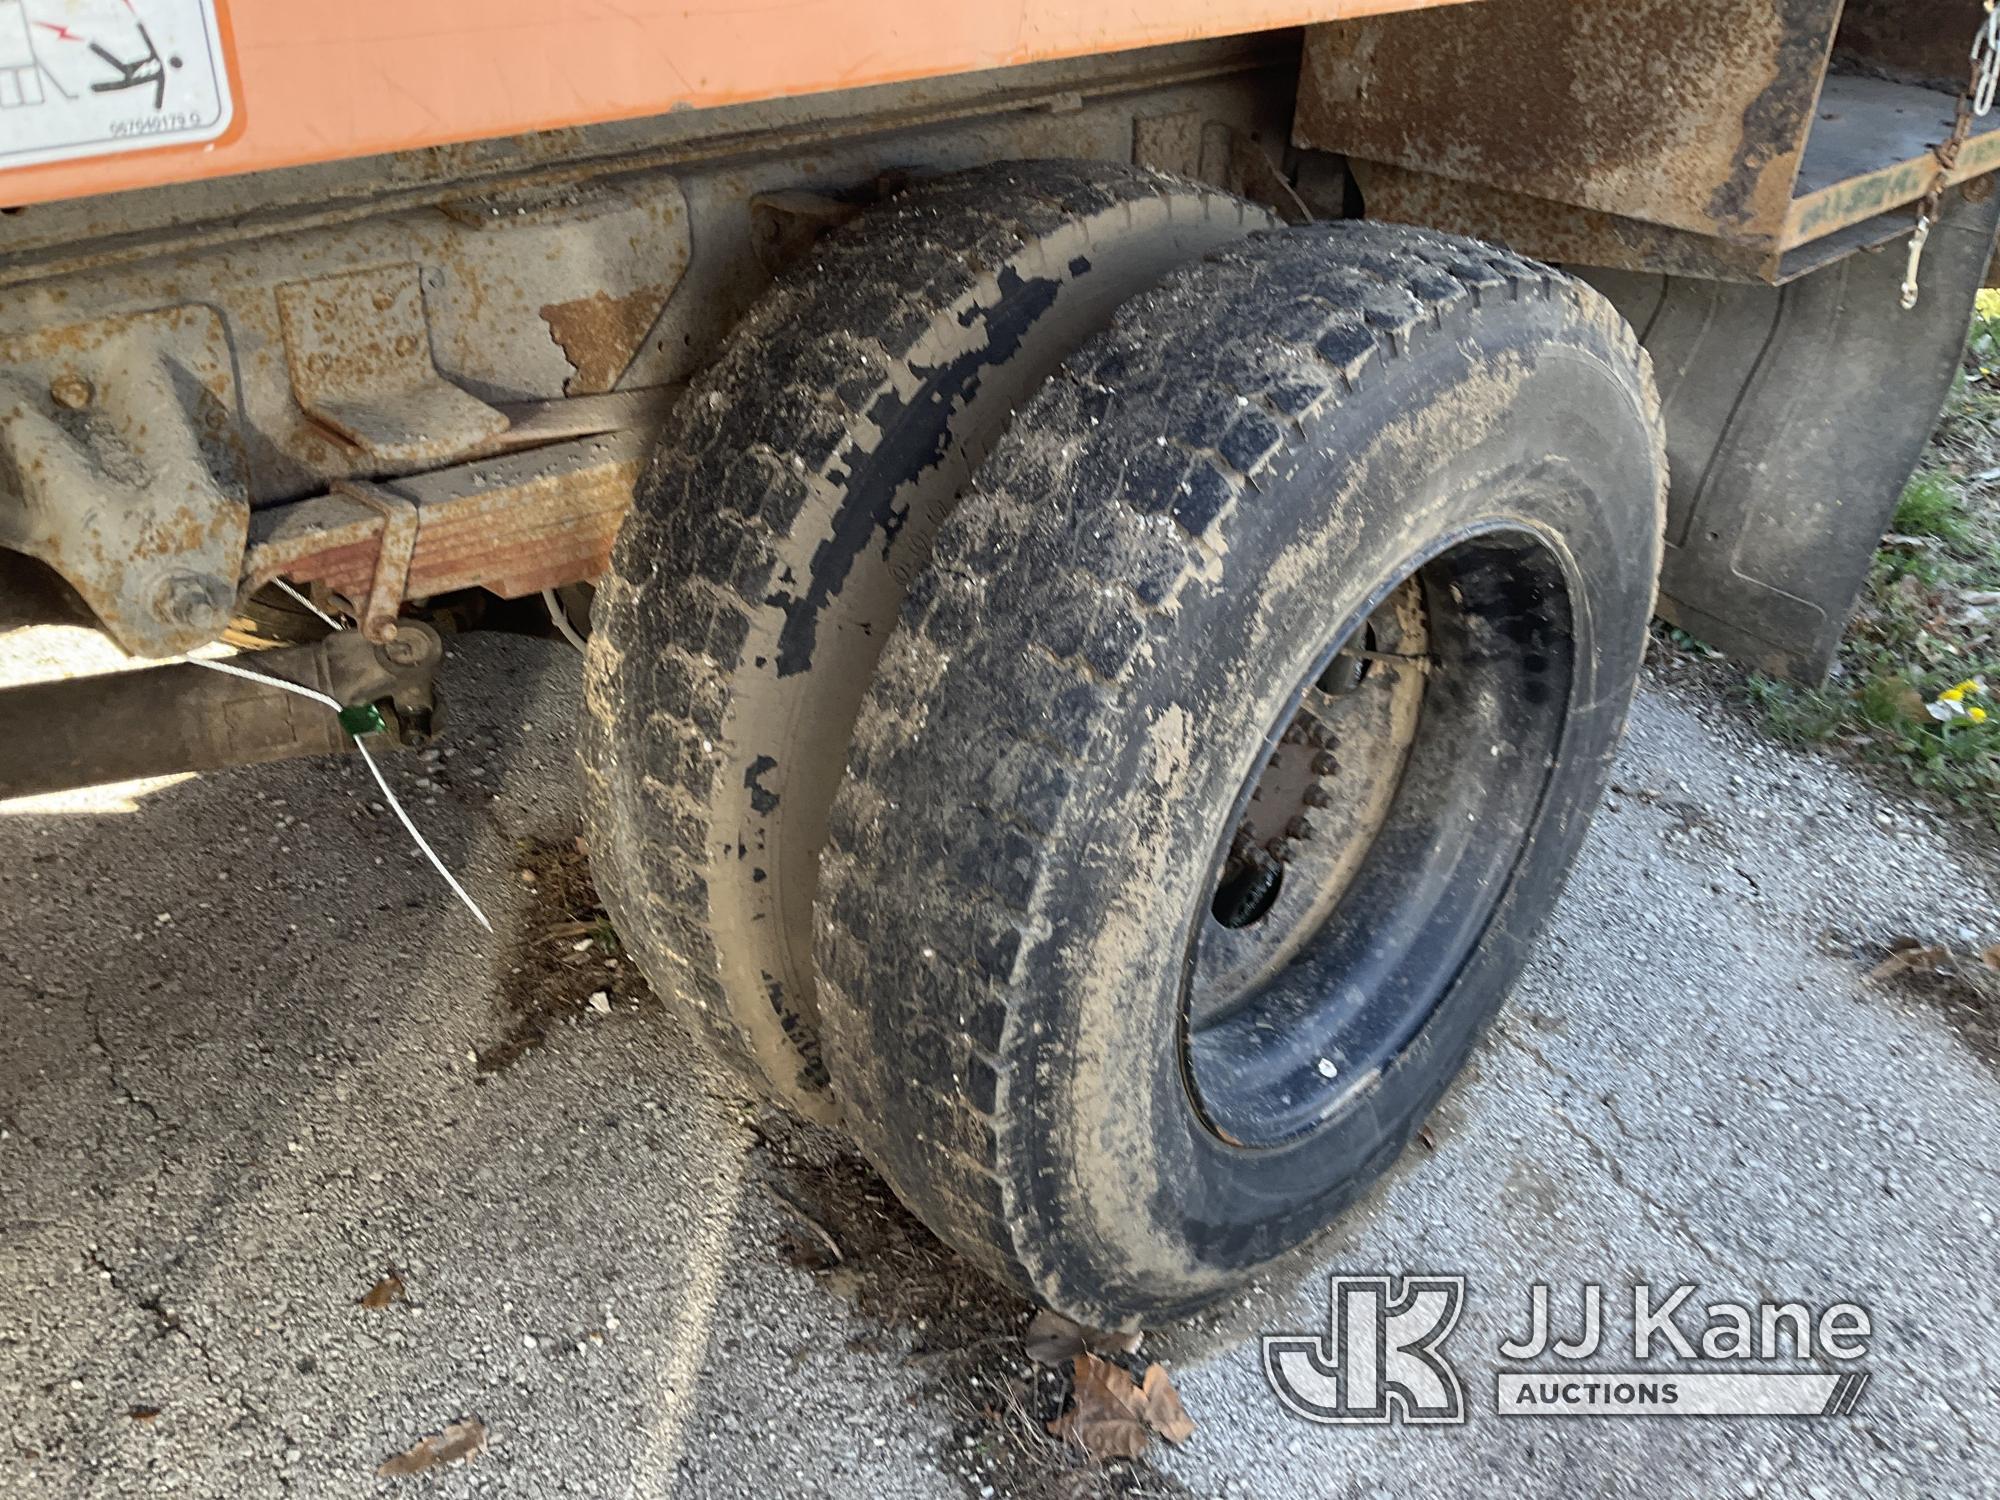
[1181,522,1577,1149]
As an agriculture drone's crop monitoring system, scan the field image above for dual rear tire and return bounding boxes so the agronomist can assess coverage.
[585,164,1666,1324]
[582,163,1270,1124]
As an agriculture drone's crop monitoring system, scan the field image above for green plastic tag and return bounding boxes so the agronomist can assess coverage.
[338,702,388,738]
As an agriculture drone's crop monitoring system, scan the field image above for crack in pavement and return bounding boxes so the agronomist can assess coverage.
[1503,1026,1749,1279]
[82,1248,222,1390]
[1499,1021,1986,1458]
[79,989,163,1128]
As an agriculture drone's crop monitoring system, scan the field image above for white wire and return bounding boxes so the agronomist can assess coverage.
[186,655,493,932]
[541,587,589,655]
[271,576,342,630]
[348,732,493,933]
[187,653,343,711]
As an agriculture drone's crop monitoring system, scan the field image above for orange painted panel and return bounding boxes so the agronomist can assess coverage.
[0,0,1476,207]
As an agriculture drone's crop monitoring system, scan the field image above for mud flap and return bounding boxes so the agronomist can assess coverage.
[1582,181,2000,683]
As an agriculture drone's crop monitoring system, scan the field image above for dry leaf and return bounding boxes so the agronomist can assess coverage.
[1140,1364,1195,1445]
[358,1272,405,1310]
[377,1418,487,1477]
[127,1405,161,1422]
[1024,1309,1142,1367]
[1025,1308,1086,1368]
[1981,943,2000,972]
[1048,1353,1150,1461]
[1870,938,1950,980]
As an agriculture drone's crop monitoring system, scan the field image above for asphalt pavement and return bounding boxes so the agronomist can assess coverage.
[1,626,1994,1498]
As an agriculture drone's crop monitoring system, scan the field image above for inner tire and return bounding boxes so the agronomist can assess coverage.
[582,163,1270,1121]
[816,222,1665,1323]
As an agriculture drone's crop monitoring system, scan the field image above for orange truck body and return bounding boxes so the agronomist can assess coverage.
[0,0,1469,207]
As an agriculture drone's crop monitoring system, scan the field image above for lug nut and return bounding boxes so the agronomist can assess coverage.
[1302,786,1331,809]
[1312,751,1339,775]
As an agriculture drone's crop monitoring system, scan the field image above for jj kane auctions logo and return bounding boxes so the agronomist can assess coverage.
[1264,1277,1872,1423]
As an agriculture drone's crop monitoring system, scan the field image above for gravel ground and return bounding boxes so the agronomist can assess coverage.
[1,627,1995,1499]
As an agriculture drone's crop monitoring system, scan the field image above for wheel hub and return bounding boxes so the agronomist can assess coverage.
[1192,579,1428,1023]
[1179,530,1579,1150]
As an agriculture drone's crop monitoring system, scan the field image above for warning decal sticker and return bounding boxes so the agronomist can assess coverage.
[0,0,231,169]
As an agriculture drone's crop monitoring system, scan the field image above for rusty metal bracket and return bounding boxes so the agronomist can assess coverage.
[332,480,421,643]
[0,306,250,659]
[1292,0,2000,285]
[276,264,511,466]
[749,190,868,276]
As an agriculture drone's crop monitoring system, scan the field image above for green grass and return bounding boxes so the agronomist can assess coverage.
[1736,318,2000,826]
[1893,472,1977,550]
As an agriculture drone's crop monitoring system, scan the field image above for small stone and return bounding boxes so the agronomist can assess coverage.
[588,992,612,1015]
[49,374,94,410]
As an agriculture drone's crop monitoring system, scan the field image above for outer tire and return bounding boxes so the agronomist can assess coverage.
[816,223,1666,1323]
[582,163,1269,1121]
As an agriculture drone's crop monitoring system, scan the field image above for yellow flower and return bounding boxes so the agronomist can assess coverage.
[1941,686,1966,702]
[1971,706,1990,724]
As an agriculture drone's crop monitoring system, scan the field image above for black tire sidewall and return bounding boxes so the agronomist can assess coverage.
[1007,291,1661,1319]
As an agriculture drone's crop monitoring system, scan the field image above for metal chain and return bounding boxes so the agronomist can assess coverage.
[1978,0,2000,114]
[1905,1,2000,309]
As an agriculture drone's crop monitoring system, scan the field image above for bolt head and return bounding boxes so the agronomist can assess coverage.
[152,571,231,634]
[381,634,424,666]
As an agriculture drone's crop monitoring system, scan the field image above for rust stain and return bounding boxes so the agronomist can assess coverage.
[0,304,249,657]
[245,437,642,612]
[1350,160,1782,281]
[1705,0,1839,231]
[539,285,668,396]
[1298,0,1841,243]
